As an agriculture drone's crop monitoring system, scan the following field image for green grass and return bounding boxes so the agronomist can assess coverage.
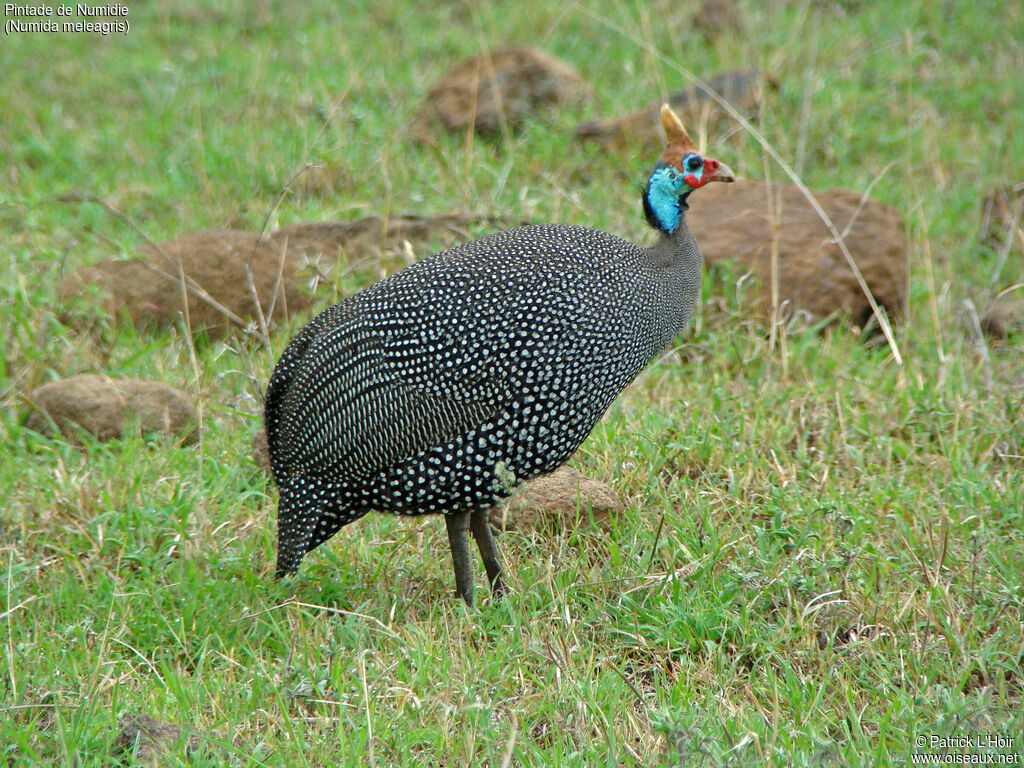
[2,0,1023,765]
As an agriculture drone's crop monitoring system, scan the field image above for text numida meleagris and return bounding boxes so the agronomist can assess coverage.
[264,105,734,605]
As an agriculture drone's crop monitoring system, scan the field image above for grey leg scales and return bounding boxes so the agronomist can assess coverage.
[445,508,507,606]
[445,510,475,606]
[470,507,506,599]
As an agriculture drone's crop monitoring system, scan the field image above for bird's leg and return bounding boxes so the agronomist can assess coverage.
[445,510,475,606]
[470,506,506,600]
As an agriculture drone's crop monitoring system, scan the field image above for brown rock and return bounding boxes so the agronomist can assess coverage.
[412,46,591,142]
[60,229,311,336]
[575,69,770,151]
[979,183,1024,246]
[490,466,623,533]
[687,180,907,325]
[981,296,1024,339]
[116,714,221,766]
[24,374,197,443]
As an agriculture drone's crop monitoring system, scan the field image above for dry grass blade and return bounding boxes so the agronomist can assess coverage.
[245,263,270,342]
[264,236,291,333]
[0,595,37,622]
[961,299,993,391]
[254,162,315,244]
[499,712,519,768]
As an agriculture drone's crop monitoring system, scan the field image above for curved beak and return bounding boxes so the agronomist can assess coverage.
[706,159,736,183]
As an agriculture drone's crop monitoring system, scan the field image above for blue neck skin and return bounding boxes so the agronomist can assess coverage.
[645,165,693,234]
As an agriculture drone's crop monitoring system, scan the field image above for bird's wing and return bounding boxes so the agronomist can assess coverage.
[269,273,566,481]
[264,300,353,479]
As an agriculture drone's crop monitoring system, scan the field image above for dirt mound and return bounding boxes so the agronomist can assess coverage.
[253,427,271,473]
[412,46,591,142]
[271,213,517,266]
[693,0,745,42]
[24,374,197,443]
[490,466,623,533]
[576,69,769,151]
[116,714,228,765]
[981,296,1024,339]
[979,183,1023,246]
[60,229,311,336]
[688,180,907,325]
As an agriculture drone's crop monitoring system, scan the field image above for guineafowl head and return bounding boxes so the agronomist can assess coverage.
[643,104,735,234]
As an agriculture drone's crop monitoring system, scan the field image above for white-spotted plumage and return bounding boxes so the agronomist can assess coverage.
[265,223,702,577]
[265,107,734,600]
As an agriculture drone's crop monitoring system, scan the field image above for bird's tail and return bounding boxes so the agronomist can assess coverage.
[274,476,365,578]
[275,490,313,578]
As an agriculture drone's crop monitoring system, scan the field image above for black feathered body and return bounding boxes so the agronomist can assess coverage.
[265,222,702,575]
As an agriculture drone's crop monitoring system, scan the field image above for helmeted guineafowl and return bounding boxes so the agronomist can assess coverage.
[264,105,734,605]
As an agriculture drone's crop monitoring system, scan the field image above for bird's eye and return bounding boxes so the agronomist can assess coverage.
[686,155,703,172]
